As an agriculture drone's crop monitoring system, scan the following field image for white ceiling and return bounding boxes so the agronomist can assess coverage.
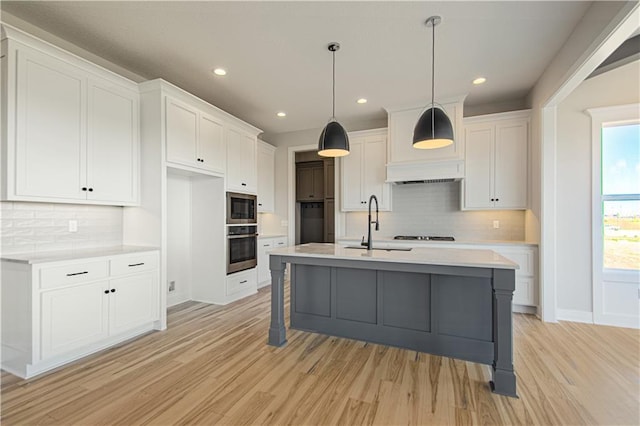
[1,1,593,137]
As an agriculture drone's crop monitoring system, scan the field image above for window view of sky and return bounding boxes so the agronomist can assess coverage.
[602,123,639,218]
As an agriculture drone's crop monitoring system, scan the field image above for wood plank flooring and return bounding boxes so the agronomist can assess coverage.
[2,284,639,425]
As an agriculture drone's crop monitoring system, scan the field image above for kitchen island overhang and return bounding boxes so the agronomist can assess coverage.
[267,243,519,398]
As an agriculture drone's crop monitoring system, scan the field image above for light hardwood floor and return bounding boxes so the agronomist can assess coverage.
[2,284,639,425]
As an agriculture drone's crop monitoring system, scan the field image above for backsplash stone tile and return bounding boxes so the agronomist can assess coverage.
[344,182,525,241]
[0,201,123,255]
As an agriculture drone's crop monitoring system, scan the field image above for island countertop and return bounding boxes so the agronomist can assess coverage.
[268,242,518,270]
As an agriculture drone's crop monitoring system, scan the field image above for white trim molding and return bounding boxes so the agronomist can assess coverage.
[557,309,594,324]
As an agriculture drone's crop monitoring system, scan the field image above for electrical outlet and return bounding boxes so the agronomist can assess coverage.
[493,220,500,229]
[281,220,288,227]
[68,220,78,232]
[168,281,176,292]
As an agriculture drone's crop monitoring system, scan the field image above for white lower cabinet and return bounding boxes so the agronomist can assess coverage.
[1,249,161,379]
[258,236,287,287]
[226,268,258,301]
[109,272,158,336]
[41,280,110,360]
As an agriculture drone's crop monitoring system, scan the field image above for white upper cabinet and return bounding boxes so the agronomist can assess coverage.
[1,27,140,206]
[257,140,276,212]
[226,126,257,194]
[341,129,391,212]
[165,96,225,175]
[86,77,138,204]
[198,113,226,174]
[462,110,530,210]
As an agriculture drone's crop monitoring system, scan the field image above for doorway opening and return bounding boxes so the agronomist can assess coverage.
[294,151,335,244]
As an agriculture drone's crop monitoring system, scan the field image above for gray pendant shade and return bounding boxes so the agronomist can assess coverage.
[318,120,349,157]
[413,106,454,149]
[413,16,454,150]
[318,42,349,157]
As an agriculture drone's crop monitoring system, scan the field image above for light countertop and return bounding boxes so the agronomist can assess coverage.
[258,234,287,239]
[1,245,159,265]
[269,243,518,270]
[337,236,538,248]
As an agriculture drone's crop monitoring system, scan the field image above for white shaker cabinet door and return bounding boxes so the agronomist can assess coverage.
[494,121,528,209]
[362,136,389,210]
[40,281,110,360]
[227,127,257,193]
[257,141,275,213]
[463,125,494,209]
[341,141,364,210]
[108,272,159,336]
[86,78,139,204]
[165,97,198,168]
[15,47,86,200]
[198,113,225,174]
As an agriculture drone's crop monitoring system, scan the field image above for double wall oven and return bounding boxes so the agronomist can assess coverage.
[226,192,258,274]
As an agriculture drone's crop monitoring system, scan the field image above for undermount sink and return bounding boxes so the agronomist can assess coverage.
[344,246,412,252]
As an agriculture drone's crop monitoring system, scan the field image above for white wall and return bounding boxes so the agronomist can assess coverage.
[0,201,122,254]
[166,174,192,306]
[556,60,640,314]
[343,182,525,241]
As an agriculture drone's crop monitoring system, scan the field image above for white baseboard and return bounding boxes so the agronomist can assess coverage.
[557,309,594,324]
[513,304,537,315]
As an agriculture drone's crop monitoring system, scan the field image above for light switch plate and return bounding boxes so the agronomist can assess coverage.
[493,220,500,229]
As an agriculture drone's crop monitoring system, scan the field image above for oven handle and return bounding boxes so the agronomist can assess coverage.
[227,233,259,239]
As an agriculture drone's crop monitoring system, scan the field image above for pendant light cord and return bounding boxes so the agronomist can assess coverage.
[431,19,435,138]
[332,48,336,120]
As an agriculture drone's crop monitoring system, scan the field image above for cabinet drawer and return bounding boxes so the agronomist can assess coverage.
[40,261,109,290]
[110,253,158,277]
[226,270,257,296]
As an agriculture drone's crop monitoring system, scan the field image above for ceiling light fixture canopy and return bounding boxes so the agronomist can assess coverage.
[413,16,454,150]
[318,42,349,157]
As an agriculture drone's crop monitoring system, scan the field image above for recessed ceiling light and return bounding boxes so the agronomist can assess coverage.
[276,112,286,117]
[213,68,227,76]
[473,77,486,85]
[357,98,368,104]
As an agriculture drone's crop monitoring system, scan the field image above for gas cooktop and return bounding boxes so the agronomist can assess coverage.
[393,235,455,241]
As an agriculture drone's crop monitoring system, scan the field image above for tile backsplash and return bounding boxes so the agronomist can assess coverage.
[1,202,123,255]
[344,182,525,241]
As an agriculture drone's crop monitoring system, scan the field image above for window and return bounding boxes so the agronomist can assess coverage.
[601,123,640,271]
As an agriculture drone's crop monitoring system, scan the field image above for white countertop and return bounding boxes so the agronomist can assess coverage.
[1,245,159,265]
[269,243,518,270]
[258,234,287,239]
[337,236,538,248]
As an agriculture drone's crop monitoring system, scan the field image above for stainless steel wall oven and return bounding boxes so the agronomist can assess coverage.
[227,225,258,274]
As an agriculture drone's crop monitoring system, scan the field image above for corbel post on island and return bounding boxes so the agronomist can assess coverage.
[268,254,287,346]
[491,267,518,397]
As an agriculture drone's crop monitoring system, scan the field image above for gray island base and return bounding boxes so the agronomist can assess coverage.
[268,243,519,398]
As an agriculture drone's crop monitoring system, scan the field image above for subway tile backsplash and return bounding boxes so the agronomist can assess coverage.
[344,182,525,241]
[1,202,123,255]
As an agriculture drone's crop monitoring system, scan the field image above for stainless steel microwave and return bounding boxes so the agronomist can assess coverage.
[226,192,257,224]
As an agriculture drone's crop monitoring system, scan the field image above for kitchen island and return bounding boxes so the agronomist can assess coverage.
[267,243,519,397]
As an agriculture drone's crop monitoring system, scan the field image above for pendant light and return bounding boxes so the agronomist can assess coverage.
[318,42,349,157]
[413,16,454,149]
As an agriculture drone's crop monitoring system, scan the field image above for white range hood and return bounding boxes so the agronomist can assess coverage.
[384,96,466,183]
